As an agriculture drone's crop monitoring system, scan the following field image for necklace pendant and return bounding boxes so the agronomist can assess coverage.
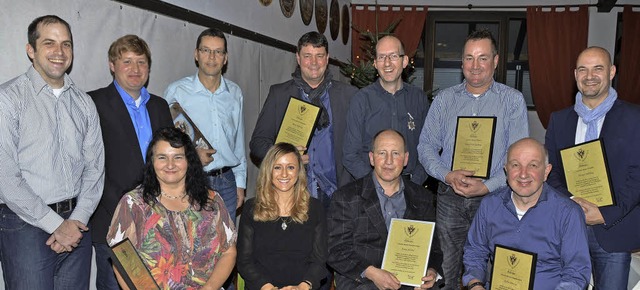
[281,219,288,230]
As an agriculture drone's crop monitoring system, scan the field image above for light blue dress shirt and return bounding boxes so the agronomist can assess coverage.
[417,81,529,192]
[163,72,246,188]
[113,80,152,161]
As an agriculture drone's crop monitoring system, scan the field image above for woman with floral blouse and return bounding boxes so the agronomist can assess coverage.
[107,127,236,289]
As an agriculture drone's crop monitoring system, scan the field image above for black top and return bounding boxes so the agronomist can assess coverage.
[237,197,328,290]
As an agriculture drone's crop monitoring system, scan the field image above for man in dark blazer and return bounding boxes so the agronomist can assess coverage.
[328,129,443,290]
[88,35,173,290]
[250,31,357,210]
[545,46,640,290]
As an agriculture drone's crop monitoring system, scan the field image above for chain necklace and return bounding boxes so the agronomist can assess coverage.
[279,216,292,230]
[161,191,186,200]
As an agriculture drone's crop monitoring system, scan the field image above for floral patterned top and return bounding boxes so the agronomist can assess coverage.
[107,187,237,289]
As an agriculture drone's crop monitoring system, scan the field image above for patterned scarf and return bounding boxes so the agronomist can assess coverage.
[573,87,617,141]
[291,67,332,129]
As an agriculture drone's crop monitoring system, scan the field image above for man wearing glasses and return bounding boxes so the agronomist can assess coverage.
[164,28,246,223]
[344,35,429,185]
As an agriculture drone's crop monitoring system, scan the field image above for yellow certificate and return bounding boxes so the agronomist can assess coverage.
[109,238,160,290]
[381,218,435,287]
[560,139,614,207]
[490,244,536,290]
[451,117,496,178]
[275,97,321,148]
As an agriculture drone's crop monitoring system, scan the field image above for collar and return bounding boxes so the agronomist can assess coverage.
[373,78,408,96]
[27,65,73,96]
[192,71,230,95]
[454,80,497,99]
[371,173,405,198]
[113,80,150,107]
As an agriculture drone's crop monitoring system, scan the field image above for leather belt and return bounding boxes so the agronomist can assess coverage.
[48,198,77,214]
[207,167,232,177]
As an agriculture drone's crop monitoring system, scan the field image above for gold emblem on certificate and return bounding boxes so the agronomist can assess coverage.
[170,102,213,150]
[560,139,614,207]
[275,97,321,149]
[109,238,160,290]
[381,218,435,287]
[490,244,536,290]
[451,116,497,178]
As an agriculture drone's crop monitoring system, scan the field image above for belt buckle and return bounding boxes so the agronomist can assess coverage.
[54,199,74,214]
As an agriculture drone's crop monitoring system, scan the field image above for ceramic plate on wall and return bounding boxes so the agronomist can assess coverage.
[329,0,339,40]
[341,4,350,45]
[300,0,313,25]
[315,0,328,34]
[280,0,295,18]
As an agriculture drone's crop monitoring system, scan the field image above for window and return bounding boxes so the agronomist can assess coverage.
[417,11,534,108]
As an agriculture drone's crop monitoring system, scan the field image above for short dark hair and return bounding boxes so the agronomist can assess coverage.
[142,127,212,211]
[196,28,227,53]
[108,35,152,69]
[465,28,498,56]
[297,31,328,54]
[28,15,72,50]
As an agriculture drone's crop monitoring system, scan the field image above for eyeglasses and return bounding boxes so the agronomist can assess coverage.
[376,53,404,62]
[198,48,226,57]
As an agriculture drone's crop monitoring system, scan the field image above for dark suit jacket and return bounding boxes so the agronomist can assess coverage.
[249,78,358,187]
[545,99,640,252]
[327,173,443,289]
[88,83,173,244]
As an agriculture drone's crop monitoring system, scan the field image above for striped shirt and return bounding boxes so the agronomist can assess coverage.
[417,81,529,192]
[0,66,105,233]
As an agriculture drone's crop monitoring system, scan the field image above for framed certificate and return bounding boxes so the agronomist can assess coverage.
[109,238,160,290]
[274,97,321,150]
[490,244,536,290]
[559,139,615,207]
[381,218,436,287]
[170,102,213,149]
[451,116,497,179]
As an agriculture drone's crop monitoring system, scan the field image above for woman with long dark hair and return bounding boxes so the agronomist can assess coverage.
[107,127,236,289]
[237,143,327,290]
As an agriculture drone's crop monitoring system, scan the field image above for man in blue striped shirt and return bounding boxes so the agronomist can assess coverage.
[417,29,528,290]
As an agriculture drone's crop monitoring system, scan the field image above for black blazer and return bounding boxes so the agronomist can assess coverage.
[545,99,640,252]
[327,174,443,289]
[249,78,358,187]
[88,83,173,243]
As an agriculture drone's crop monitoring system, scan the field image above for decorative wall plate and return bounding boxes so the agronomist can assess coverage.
[259,0,272,6]
[329,0,339,40]
[300,0,313,25]
[341,4,350,45]
[315,0,328,34]
[280,0,295,18]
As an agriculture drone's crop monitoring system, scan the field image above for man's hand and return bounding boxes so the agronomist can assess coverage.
[236,188,245,209]
[445,170,489,198]
[414,268,438,289]
[571,196,605,225]
[365,266,401,290]
[46,219,87,253]
[294,145,310,164]
[197,148,216,166]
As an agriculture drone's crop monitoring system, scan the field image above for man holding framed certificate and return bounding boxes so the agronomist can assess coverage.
[328,130,443,290]
[463,138,590,290]
[545,47,640,290]
[417,29,529,290]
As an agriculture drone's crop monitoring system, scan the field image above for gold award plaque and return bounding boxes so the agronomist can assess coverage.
[451,116,497,179]
[381,218,436,287]
[109,238,160,290]
[490,244,536,290]
[275,97,321,149]
[560,139,614,207]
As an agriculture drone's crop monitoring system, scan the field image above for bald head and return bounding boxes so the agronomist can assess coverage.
[376,36,405,56]
[574,46,616,108]
[577,46,612,67]
[507,138,548,165]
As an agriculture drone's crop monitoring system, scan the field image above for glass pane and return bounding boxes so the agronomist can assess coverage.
[432,22,499,92]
